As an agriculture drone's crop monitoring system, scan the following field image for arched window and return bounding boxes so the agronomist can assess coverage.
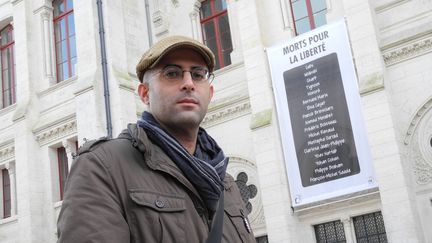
[53,0,77,82]
[200,0,233,70]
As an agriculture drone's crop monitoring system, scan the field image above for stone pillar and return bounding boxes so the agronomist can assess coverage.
[235,0,299,242]
[341,217,354,243]
[189,1,202,41]
[73,0,107,141]
[341,0,423,242]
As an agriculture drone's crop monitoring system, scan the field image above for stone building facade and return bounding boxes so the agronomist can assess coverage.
[0,0,431,242]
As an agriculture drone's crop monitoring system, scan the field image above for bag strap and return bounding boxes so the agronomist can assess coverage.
[205,191,224,243]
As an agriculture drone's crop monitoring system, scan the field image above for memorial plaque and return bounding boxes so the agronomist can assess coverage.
[283,53,360,187]
[266,20,377,206]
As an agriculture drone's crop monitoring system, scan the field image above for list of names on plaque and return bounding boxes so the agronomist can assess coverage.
[283,53,360,187]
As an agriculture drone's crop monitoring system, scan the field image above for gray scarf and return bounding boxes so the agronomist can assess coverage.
[138,112,228,213]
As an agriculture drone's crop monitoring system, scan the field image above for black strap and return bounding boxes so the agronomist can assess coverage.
[205,192,224,243]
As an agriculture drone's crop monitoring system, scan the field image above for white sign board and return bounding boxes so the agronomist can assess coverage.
[266,20,377,207]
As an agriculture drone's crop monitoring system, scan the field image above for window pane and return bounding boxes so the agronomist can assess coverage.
[2,169,11,218]
[295,17,311,34]
[2,70,10,89]
[60,19,66,40]
[292,0,308,20]
[69,36,77,58]
[71,57,77,76]
[200,0,212,19]
[311,0,327,13]
[59,40,68,62]
[202,21,216,42]
[68,14,75,36]
[2,49,9,69]
[313,10,327,28]
[353,212,388,243]
[314,220,346,243]
[215,0,227,12]
[218,14,230,34]
[206,36,219,68]
[53,0,65,17]
[61,62,69,80]
[66,0,73,10]
[1,28,8,45]
[58,147,69,200]
[256,235,268,243]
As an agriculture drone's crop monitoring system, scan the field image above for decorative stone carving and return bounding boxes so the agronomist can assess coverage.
[0,143,15,162]
[202,97,251,128]
[227,156,266,232]
[405,97,432,185]
[382,35,432,66]
[34,116,77,146]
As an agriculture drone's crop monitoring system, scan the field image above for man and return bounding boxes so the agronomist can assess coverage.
[57,36,256,243]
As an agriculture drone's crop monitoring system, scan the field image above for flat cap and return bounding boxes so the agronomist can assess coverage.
[136,35,216,82]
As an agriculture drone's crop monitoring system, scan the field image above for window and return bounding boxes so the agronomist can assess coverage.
[314,220,346,243]
[53,0,77,82]
[2,169,11,218]
[234,172,257,214]
[256,235,268,243]
[290,0,327,35]
[200,0,233,70]
[353,212,388,243]
[0,25,16,109]
[57,147,69,200]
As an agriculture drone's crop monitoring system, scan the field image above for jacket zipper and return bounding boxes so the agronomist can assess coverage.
[240,209,252,233]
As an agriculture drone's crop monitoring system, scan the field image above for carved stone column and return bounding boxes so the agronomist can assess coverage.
[34,5,55,84]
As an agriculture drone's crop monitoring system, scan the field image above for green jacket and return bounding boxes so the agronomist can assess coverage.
[57,124,256,243]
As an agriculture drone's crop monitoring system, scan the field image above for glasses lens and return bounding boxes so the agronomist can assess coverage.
[162,66,182,80]
[191,68,209,82]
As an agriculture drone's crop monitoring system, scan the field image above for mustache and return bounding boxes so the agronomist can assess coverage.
[176,93,199,104]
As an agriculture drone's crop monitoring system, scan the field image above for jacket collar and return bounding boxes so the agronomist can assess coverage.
[120,124,204,203]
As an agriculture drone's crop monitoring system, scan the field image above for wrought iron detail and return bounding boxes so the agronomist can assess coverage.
[235,172,257,214]
[255,235,268,243]
[314,220,346,243]
[353,211,388,243]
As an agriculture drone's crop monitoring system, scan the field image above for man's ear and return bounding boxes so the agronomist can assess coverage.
[137,83,150,105]
[209,84,214,100]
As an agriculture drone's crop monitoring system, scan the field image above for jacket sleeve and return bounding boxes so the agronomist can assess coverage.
[57,151,130,243]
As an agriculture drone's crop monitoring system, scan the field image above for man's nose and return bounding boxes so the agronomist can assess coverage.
[181,71,195,90]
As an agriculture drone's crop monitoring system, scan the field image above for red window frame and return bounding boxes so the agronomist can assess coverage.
[200,0,233,70]
[53,0,76,82]
[57,147,69,200]
[0,25,16,109]
[2,169,11,218]
[290,0,326,35]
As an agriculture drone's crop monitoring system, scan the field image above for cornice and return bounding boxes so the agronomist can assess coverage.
[382,34,432,66]
[202,96,251,128]
[374,0,410,14]
[33,115,77,146]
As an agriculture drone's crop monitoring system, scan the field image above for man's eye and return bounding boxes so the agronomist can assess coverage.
[192,72,205,80]
[163,69,181,78]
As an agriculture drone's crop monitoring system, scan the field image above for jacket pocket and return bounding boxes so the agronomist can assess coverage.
[224,205,254,243]
[128,190,186,243]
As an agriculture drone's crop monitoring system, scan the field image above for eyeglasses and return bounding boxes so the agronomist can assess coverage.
[157,65,214,84]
